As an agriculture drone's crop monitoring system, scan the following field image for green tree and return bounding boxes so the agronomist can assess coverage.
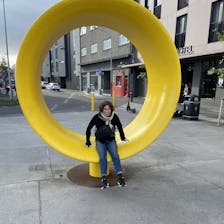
[137,65,147,80]
[209,57,224,79]
[209,33,224,79]
[0,56,8,75]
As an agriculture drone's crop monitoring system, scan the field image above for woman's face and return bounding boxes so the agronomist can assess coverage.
[102,105,112,117]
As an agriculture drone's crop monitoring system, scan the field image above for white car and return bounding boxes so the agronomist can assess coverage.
[41,81,48,89]
[46,82,61,91]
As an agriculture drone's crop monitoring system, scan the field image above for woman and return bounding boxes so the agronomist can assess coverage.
[86,101,128,189]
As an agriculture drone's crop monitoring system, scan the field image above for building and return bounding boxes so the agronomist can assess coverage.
[141,0,224,98]
[79,26,142,95]
[42,33,79,89]
[42,0,224,99]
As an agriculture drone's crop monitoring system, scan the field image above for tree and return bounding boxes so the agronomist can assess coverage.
[0,56,8,75]
[209,57,224,79]
[137,65,147,80]
[209,33,224,79]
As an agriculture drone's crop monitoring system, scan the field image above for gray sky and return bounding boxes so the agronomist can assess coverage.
[0,0,59,66]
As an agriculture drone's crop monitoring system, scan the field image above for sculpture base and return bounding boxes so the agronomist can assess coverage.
[67,163,128,188]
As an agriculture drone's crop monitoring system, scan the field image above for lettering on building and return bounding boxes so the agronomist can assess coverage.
[177,45,193,56]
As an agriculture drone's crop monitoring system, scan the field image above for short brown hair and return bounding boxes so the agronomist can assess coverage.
[99,101,114,112]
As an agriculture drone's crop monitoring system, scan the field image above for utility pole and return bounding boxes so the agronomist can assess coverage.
[2,0,13,99]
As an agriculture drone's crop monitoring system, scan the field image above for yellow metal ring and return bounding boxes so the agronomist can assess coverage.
[15,0,181,163]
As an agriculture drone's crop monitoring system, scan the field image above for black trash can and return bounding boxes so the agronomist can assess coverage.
[183,95,200,120]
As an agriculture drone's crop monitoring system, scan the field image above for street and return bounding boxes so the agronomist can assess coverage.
[0,89,133,117]
[0,90,224,224]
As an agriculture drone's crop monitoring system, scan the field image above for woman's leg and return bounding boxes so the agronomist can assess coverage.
[96,140,107,177]
[105,140,122,175]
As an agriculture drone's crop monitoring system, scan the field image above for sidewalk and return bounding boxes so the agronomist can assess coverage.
[0,98,224,223]
[78,90,224,123]
[0,92,18,106]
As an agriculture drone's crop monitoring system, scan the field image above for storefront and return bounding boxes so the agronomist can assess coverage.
[181,54,222,99]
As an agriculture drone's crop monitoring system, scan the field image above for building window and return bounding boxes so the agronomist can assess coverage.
[154,0,162,6]
[90,26,98,31]
[177,0,189,10]
[56,62,59,72]
[103,38,111,50]
[91,43,98,54]
[55,48,58,58]
[118,35,130,46]
[80,26,87,36]
[175,14,188,48]
[208,0,224,43]
[154,0,162,19]
[81,47,87,56]
[145,0,149,9]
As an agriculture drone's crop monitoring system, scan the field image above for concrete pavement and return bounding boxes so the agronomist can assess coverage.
[0,93,224,224]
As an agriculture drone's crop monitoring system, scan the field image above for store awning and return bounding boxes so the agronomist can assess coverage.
[119,62,144,68]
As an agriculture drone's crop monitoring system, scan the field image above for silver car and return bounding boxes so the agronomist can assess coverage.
[46,82,61,91]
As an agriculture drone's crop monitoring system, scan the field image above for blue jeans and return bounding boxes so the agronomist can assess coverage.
[96,140,122,177]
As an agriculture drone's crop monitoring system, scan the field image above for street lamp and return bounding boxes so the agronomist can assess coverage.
[2,0,13,99]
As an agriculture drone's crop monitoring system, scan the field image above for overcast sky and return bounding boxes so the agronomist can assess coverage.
[0,0,60,66]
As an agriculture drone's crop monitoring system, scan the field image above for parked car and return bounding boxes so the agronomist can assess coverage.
[41,81,48,89]
[46,82,61,91]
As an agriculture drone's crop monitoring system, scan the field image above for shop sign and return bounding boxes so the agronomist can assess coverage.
[177,45,193,56]
[96,70,102,75]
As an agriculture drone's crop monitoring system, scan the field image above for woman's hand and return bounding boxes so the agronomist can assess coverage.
[122,138,129,142]
[85,140,92,147]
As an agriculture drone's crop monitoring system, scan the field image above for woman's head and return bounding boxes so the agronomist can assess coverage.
[99,101,114,117]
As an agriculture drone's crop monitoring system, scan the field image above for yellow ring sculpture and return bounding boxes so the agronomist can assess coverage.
[16,0,181,177]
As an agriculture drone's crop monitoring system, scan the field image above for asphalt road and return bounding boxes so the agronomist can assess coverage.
[0,89,131,117]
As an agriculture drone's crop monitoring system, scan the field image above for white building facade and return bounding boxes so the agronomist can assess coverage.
[141,0,224,98]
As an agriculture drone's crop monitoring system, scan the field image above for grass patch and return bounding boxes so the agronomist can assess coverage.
[0,97,19,106]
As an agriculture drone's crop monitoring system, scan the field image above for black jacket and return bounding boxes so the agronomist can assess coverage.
[86,113,126,142]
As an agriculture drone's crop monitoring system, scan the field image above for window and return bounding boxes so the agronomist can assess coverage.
[90,26,98,31]
[177,0,189,10]
[55,48,58,58]
[91,43,98,54]
[208,0,224,43]
[80,26,86,35]
[118,35,130,46]
[81,47,87,56]
[56,62,59,72]
[154,0,162,19]
[145,0,149,9]
[175,14,188,48]
[103,38,111,50]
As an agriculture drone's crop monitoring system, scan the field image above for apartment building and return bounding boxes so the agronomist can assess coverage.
[42,33,79,89]
[42,0,223,98]
[142,0,224,98]
[79,26,141,94]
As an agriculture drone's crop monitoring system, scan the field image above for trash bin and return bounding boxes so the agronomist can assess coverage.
[183,95,200,120]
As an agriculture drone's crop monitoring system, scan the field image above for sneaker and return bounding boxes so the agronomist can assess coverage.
[117,174,127,187]
[101,176,109,189]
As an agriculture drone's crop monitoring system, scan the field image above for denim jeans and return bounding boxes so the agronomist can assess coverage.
[96,140,122,177]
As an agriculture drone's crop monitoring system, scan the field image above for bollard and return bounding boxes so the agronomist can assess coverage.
[89,162,110,177]
[91,92,95,111]
[112,92,116,107]
[217,98,224,126]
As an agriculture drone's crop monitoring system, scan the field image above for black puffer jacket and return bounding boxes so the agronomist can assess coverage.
[86,113,126,143]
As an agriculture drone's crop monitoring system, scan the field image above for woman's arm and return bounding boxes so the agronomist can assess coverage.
[114,114,126,140]
[86,115,97,143]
